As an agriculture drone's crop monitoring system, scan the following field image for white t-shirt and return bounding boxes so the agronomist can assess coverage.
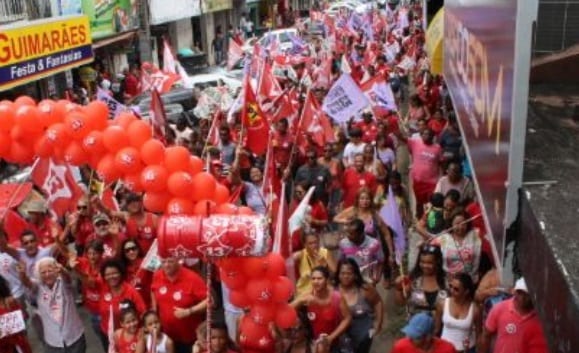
[17,246,54,279]
[0,252,24,298]
[342,142,366,167]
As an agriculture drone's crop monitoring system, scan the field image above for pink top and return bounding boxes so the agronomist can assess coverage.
[408,138,442,184]
[307,291,342,339]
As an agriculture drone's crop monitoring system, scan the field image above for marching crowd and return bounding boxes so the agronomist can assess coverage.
[0,1,550,353]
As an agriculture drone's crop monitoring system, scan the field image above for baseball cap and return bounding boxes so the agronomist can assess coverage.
[514,277,528,293]
[401,313,434,340]
[93,213,111,225]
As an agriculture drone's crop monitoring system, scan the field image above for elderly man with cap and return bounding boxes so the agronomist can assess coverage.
[391,312,456,353]
[26,200,63,248]
[479,278,549,353]
[85,213,121,259]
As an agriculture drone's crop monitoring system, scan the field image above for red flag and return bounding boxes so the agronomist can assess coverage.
[298,90,335,149]
[140,62,179,94]
[241,77,270,155]
[227,39,244,70]
[266,90,297,124]
[207,110,224,146]
[4,210,28,246]
[163,39,177,74]
[257,60,283,106]
[150,89,167,143]
[101,188,120,212]
[31,158,84,218]
[261,140,281,198]
[272,183,290,258]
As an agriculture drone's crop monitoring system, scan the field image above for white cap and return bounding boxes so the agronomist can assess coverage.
[514,277,528,293]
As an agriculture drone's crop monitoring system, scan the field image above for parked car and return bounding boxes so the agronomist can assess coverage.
[300,18,325,36]
[242,28,300,54]
[130,87,194,123]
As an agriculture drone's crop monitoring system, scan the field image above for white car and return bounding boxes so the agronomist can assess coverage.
[185,72,242,92]
[242,28,300,54]
[327,1,368,15]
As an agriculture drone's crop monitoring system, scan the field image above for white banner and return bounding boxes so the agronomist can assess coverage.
[322,74,369,123]
[0,310,25,338]
[96,88,125,119]
[149,0,201,25]
[361,77,398,112]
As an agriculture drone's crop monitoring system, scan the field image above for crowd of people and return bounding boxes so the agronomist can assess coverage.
[0,1,550,353]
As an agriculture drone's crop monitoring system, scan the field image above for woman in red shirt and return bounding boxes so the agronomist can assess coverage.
[120,239,153,307]
[291,266,351,350]
[99,259,146,352]
[124,194,158,254]
[69,239,106,349]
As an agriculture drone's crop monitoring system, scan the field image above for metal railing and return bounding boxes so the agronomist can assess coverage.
[0,0,27,24]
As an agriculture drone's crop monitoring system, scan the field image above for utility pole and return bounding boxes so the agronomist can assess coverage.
[138,0,153,63]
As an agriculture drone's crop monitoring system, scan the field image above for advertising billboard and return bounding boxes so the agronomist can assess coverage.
[81,0,140,39]
[0,15,94,92]
[444,0,536,269]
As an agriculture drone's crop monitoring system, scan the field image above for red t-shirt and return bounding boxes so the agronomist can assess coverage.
[126,260,152,307]
[124,74,139,98]
[408,138,442,184]
[355,121,379,144]
[125,213,157,253]
[115,329,140,353]
[76,257,103,314]
[342,168,377,208]
[75,217,94,247]
[427,119,446,138]
[391,337,456,353]
[485,298,549,353]
[273,131,292,168]
[151,267,208,344]
[99,282,146,333]
[86,233,119,259]
[29,218,62,247]
[307,291,342,340]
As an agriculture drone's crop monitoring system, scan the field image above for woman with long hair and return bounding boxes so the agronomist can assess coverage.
[0,275,31,353]
[293,233,337,297]
[394,244,447,316]
[335,259,383,353]
[291,266,351,352]
[434,273,480,353]
[119,238,152,306]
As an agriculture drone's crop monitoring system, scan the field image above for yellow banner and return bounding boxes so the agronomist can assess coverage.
[426,8,444,75]
[0,15,92,67]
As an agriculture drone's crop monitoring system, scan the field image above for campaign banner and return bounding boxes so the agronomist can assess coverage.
[0,310,25,338]
[96,88,126,119]
[360,77,397,112]
[322,74,369,123]
[81,0,139,39]
[0,15,93,92]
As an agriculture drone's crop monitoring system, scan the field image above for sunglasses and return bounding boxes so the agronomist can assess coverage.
[124,246,138,253]
[22,240,36,245]
[77,205,88,210]
[95,222,109,227]
[420,244,438,253]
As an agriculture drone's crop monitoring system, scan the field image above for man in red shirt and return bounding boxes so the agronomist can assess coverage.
[341,154,377,208]
[273,118,293,169]
[123,65,140,100]
[124,193,158,253]
[480,278,550,353]
[392,313,456,353]
[151,256,208,353]
[355,110,379,144]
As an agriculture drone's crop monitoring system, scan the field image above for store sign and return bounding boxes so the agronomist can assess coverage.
[203,0,233,13]
[81,0,140,39]
[444,0,535,268]
[0,15,94,92]
[149,0,201,25]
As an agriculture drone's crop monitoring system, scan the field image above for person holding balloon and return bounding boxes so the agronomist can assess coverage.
[291,266,352,353]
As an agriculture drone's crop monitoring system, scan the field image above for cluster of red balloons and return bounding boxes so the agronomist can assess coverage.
[0,97,242,215]
[219,253,297,350]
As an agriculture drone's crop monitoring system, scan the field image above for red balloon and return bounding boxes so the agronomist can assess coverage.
[123,173,144,193]
[238,206,254,215]
[14,105,42,134]
[241,257,268,278]
[45,123,70,147]
[103,126,129,152]
[82,131,107,156]
[114,111,137,129]
[164,146,190,173]
[264,253,286,279]
[188,156,203,175]
[245,278,273,304]
[84,101,109,130]
[239,316,275,350]
[214,203,238,215]
[166,198,195,215]
[115,147,143,175]
[220,267,248,290]
[64,141,89,166]
[0,104,15,132]
[167,171,194,196]
[10,125,26,142]
[214,184,230,204]
[191,172,217,201]
[193,199,216,217]
[249,304,276,325]
[33,137,52,158]
[272,276,294,303]
[141,165,169,193]
[230,290,251,309]
[96,154,121,183]
[128,120,152,148]
[141,139,165,165]
[143,191,172,213]
[64,111,90,140]
[274,304,298,329]
[14,96,35,107]
[9,141,34,165]
[0,132,11,157]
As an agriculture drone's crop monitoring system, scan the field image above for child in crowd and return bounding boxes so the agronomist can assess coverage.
[206,323,237,353]
[142,310,174,353]
[113,300,143,353]
[192,321,209,353]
